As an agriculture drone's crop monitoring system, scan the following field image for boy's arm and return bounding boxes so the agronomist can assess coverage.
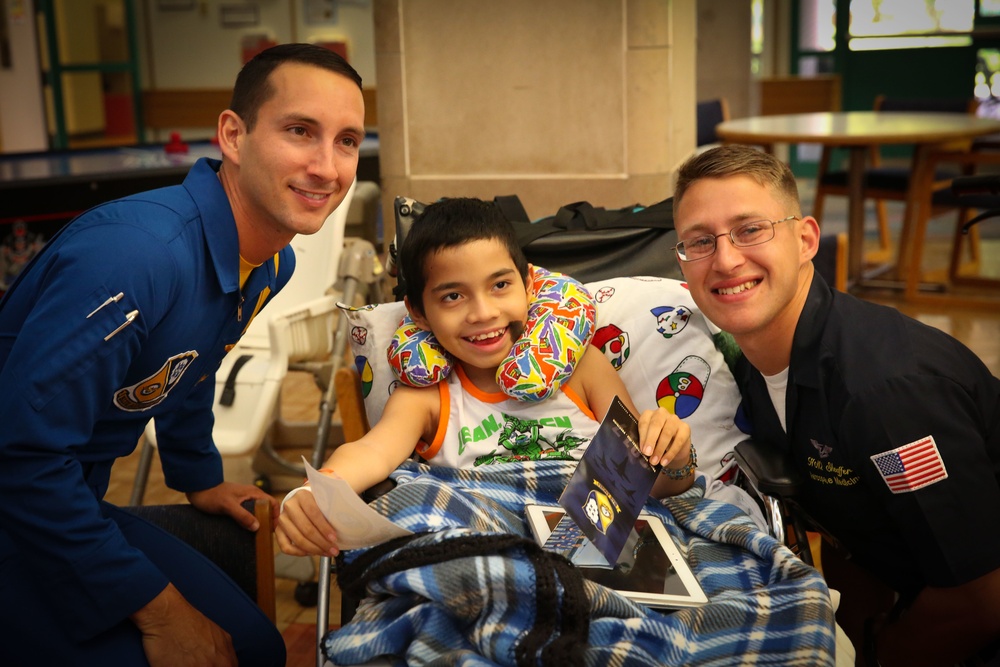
[576,346,695,498]
[323,385,438,493]
[275,385,439,557]
[573,345,632,421]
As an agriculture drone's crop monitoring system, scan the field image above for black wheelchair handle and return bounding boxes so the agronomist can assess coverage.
[952,174,1000,196]
[962,208,1000,233]
[952,175,1000,232]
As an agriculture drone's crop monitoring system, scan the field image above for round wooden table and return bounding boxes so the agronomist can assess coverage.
[715,111,1000,285]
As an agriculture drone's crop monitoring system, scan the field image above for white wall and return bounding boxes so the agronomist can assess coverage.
[140,0,377,90]
[696,0,753,119]
[0,0,47,152]
[374,0,697,225]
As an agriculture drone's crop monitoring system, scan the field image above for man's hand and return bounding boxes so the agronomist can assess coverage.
[875,567,1000,666]
[132,583,237,667]
[186,481,276,531]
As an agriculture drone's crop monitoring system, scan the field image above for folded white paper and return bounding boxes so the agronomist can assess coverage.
[303,459,413,549]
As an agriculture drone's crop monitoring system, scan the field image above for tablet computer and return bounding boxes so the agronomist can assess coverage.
[525,504,708,610]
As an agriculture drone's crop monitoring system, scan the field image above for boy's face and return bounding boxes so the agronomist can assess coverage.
[674,174,817,347]
[408,238,530,387]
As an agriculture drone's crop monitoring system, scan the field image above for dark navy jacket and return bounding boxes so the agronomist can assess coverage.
[737,273,1000,595]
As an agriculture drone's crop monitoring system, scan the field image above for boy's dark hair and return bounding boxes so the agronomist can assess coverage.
[230,43,363,132]
[399,197,530,313]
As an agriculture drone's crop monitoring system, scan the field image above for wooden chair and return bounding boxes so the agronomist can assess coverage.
[124,498,276,623]
[812,95,979,267]
[758,75,842,117]
[902,148,1000,306]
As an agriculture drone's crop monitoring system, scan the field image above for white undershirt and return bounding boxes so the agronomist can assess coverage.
[762,367,789,433]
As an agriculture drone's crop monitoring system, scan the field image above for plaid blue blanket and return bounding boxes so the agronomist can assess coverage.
[324,460,836,666]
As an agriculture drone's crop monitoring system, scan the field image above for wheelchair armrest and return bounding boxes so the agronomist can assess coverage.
[733,439,803,498]
[361,478,397,503]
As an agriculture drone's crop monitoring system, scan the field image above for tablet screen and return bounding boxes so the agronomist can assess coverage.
[526,504,708,609]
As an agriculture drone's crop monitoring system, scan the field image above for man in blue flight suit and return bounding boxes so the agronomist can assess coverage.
[0,43,366,666]
[672,144,1000,667]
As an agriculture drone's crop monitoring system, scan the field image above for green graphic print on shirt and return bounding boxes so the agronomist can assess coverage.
[470,412,588,466]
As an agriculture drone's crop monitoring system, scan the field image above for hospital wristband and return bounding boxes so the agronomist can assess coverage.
[661,444,697,479]
[280,467,338,513]
[279,485,313,514]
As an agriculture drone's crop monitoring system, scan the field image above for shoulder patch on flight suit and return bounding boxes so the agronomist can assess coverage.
[114,350,199,412]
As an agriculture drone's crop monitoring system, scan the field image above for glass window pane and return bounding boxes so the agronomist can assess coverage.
[977,48,1000,119]
[799,0,836,52]
[849,35,972,51]
[983,0,1000,18]
[849,0,974,38]
[55,0,129,66]
[751,0,764,55]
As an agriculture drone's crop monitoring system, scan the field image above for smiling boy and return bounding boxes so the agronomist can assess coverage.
[276,197,697,558]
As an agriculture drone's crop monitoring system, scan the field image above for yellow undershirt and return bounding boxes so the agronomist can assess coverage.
[239,255,260,289]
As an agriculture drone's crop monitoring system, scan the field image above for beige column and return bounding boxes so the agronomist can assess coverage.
[373,0,696,243]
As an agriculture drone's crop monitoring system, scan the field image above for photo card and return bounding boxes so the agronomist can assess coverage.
[558,395,661,565]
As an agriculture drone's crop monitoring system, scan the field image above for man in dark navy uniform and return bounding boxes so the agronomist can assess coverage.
[672,144,1000,667]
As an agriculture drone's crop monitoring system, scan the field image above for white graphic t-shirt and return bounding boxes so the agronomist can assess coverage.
[417,365,601,468]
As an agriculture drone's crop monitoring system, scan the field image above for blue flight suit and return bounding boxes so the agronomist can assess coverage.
[0,158,289,665]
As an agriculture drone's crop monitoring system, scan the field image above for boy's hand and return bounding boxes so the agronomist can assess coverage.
[275,488,341,557]
[637,407,692,469]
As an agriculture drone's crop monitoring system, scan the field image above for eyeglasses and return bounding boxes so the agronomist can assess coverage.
[674,215,798,262]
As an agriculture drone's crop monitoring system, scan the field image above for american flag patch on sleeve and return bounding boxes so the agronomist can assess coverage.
[870,436,948,494]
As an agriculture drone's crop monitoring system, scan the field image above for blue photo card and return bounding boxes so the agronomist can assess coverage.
[557,395,661,566]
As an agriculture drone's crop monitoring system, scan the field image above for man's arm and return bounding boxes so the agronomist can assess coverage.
[840,369,1000,666]
[0,233,182,640]
[151,376,278,529]
[873,567,1000,667]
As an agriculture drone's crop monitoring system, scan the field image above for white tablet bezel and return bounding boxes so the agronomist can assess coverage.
[525,503,708,609]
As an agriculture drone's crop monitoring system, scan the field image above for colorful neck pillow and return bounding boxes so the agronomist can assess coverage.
[386,266,596,402]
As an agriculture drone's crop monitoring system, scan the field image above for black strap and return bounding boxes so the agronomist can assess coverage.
[493,195,531,223]
[513,197,675,247]
[554,201,603,230]
[219,354,254,407]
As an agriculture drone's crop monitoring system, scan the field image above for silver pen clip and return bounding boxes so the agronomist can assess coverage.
[104,309,139,341]
[87,292,125,319]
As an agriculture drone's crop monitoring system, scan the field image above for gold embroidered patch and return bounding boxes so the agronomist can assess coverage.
[114,351,200,411]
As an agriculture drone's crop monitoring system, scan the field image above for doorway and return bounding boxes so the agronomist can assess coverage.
[787,0,990,176]
[35,0,142,149]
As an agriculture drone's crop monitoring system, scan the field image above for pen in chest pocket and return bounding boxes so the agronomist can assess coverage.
[86,292,124,319]
[104,310,140,341]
